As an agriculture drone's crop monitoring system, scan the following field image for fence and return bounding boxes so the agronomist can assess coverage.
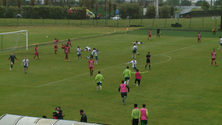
[0,17,220,29]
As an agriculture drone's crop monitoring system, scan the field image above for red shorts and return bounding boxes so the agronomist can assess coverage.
[35,52,38,55]
[149,35,151,37]
[54,46,58,49]
[65,52,68,55]
[198,38,201,40]
[212,58,216,61]
[213,31,216,33]
[89,67,94,70]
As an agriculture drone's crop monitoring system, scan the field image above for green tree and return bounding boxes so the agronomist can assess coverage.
[170,5,174,17]
[107,0,112,16]
[95,2,99,14]
[30,0,35,5]
[84,0,92,9]
[165,0,179,6]
[195,0,202,6]
[160,4,170,18]
[3,0,6,6]
[118,3,141,19]
[146,4,156,18]
[44,0,50,5]
[201,0,210,11]
[181,0,191,6]
[17,0,21,8]
[113,3,116,16]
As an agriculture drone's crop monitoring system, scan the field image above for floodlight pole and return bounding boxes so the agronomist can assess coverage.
[156,0,159,18]
[26,31,28,51]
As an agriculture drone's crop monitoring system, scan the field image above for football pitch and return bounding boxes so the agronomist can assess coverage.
[0,26,222,125]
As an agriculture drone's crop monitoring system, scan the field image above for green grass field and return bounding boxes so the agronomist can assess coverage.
[0,26,222,125]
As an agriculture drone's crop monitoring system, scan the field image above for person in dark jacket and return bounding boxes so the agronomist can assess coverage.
[80,109,87,122]
[53,106,64,119]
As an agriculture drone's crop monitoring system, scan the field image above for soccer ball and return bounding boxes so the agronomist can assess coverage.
[46,36,48,38]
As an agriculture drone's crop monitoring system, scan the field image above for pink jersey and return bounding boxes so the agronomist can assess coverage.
[65,46,69,53]
[212,51,216,58]
[140,108,148,120]
[67,41,71,47]
[120,84,127,93]
[135,72,142,79]
[35,47,38,53]
[88,60,94,67]
[149,30,151,35]
[197,34,201,38]
[54,40,58,46]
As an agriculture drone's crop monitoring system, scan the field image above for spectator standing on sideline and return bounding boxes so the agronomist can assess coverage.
[140,104,149,125]
[53,106,64,119]
[131,104,141,125]
[80,110,87,122]
[157,28,160,37]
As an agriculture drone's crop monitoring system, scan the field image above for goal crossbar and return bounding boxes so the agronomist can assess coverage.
[0,30,28,51]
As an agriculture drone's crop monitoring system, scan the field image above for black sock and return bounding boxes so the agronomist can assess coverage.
[11,65,13,68]
[145,65,147,69]
[149,65,150,69]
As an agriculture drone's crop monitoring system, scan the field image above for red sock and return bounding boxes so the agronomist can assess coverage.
[215,62,217,64]
[55,50,57,53]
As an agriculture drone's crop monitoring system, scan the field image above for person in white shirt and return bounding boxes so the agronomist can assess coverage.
[86,48,100,64]
[132,41,142,45]
[84,46,91,51]
[21,56,30,74]
[126,58,138,71]
[218,36,222,50]
[132,44,139,59]
[77,46,82,62]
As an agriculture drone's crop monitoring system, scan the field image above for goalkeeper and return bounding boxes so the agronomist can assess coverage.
[7,51,18,71]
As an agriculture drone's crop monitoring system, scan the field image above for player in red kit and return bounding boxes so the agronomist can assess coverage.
[64,44,70,61]
[211,49,217,66]
[197,32,201,43]
[148,29,152,41]
[88,56,94,76]
[54,38,59,54]
[67,39,72,53]
[33,45,39,60]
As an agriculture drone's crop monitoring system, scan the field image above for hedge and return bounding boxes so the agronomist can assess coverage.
[0,6,86,19]
[118,3,142,19]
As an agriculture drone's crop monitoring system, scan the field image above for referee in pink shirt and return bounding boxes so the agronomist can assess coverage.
[140,104,149,125]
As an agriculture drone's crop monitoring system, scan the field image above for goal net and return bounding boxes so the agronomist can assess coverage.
[0,30,28,52]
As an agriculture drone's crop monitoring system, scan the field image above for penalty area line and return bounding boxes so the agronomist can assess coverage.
[36,44,195,88]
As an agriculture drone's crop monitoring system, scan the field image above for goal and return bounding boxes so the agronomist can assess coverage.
[0,30,28,52]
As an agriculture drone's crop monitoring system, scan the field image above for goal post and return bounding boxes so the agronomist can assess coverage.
[0,30,28,52]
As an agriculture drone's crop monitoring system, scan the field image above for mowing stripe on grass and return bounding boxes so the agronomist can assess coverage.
[36,44,196,88]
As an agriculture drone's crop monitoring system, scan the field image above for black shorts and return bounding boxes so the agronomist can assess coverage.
[11,61,14,64]
[121,92,127,98]
[146,59,150,63]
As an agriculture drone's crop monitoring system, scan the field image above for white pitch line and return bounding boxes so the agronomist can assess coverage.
[36,44,195,88]
[153,54,172,65]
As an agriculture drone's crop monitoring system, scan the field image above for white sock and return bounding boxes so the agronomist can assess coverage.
[97,86,99,91]
[137,51,139,54]
[127,80,129,85]
[95,60,97,64]
[131,55,133,58]
[124,81,126,84]
[134,55,136,58]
